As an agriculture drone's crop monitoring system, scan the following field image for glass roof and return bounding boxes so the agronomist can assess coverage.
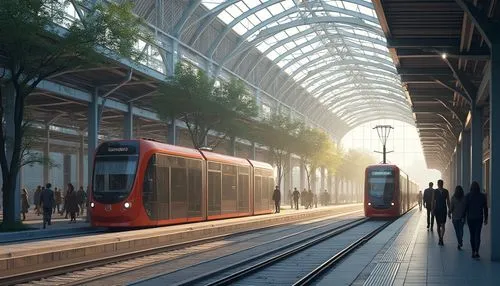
[201,0,413,127]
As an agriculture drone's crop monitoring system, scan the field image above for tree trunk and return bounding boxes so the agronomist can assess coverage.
[2,178,15,225]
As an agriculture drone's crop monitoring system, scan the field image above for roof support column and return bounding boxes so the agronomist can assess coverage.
[471,105,483,186]
[450,153,456,188]
[299,159,305,191]
[251,142,256,160]
[123,103,134,140]
[63,154,71,189]
[456,143,462,187]
[320,167,326,193]
[228,136,236,156]
[78,134,85,189]
[461,131,471,189]
[43,126,50,185]
[283,153,292,204]
[87,89,98,193]
[490,44,500,261]
[167,119,176,145]
[166,39,179,77]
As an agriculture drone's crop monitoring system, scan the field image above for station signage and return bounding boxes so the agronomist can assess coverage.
[371,170,393,176]
[97,141,139,155]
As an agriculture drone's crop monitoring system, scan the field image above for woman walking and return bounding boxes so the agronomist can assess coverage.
[465,181,488,258]
[21,188,30,221]
[65,183,79,223]
[449,186,466,249]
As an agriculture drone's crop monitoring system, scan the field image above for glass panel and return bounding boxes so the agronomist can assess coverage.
[268,176,275,210]
[156,155,170,220]
[188,159,202,218]
[255,176,262,211]
[222,164,237,214]
[93,155,137,204]
[238,174,249,213]
[142,155,156,219]
[170,158,187,219]
[208,162,221,171]
[208,171,221,215]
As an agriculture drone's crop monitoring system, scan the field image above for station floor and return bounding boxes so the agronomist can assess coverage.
[318,208,500,286]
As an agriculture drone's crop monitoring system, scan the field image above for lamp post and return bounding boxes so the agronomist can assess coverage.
[373,125,394,164]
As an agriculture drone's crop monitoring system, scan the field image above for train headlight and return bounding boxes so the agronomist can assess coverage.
[124,202,131,209]
[90,202,95,208]
[391,202,395,206]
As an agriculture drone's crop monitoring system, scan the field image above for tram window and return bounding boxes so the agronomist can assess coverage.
[93,156,137,194]
[208,171,221,215]
[155,155,170,220]
[222,164,237,213]
[143,155,156,219]
[170,158,188,219]
[208,162,221,171]
[238,173,249,213]
[255,176,262,211]
[268,176,275,209]
[188,159,202,218]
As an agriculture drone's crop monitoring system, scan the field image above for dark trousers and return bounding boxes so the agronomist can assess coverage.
[294,199,299,210]
[43,207,52,226]
[452,219,465,245]
[426,207,434,228]
[274,200,280,213]
[468,219,483,252]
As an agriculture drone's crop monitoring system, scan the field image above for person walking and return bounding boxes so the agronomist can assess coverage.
[21,188,29,221]
[77,186,86,215]
[432,179,450,246]
[417,191,423,211]
[39,183,55,229]
[423,182,435,230]
[465,181,488,259]
[449,185,466,250]
[33,185,42,216]
[292,188,300,210]
[65,183,79,223]
[54,188,62,214]
[272,186,281,213]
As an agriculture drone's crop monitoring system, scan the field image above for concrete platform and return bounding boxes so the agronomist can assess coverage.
[316,208,500,286]
[0,204,362,278]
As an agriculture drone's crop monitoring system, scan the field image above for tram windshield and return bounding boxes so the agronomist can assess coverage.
[93,155,138,203]
[368,170,394,208]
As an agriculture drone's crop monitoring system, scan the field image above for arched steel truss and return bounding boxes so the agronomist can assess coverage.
[179,0,414,130]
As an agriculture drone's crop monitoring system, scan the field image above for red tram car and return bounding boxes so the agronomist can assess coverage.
[364,164,418,217]
[89,139,274,227]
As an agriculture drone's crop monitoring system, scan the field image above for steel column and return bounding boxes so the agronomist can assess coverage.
[490,45,500,261]
[87,89,98,191]
[251,142,256,160]
[456,143,462,187]
[167,119,176,145]
[471,105,483,186]
[79,134,84,188]
[462,131,471,189]
[63,154,71,188]
[43,126,50,184]
[283,153,292,201]
[123,103,133,139]
[299,160,305,190]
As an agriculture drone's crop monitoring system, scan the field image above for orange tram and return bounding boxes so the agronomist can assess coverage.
[364,164,419,218]
[89,139,275,227]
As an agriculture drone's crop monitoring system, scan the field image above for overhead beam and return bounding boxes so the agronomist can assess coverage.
[396,48,489,60]
[455,0,500,48]
[387,38,461,48]
[397,68,453,76]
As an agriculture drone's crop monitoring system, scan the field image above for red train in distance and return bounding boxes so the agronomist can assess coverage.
[89,139,274,228]
[364,164,418,218]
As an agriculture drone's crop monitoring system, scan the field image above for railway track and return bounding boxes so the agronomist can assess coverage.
[137,218,392,286]
[4,210,362,286]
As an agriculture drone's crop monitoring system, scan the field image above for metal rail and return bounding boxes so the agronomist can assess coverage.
[0,210,362,286]
[293,220,393,286]
[173,218,370,286]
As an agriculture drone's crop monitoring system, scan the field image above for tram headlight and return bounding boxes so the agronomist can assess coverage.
[124,202,131,209]
[391,202,395,206]
[368,202,371,206]
[90,202,95,208]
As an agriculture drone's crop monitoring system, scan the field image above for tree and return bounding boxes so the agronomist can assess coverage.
[336,149,376,202]
[297,127,341,192]
[0,0,145,226]
[262,113,303,190]
[154,63,258,149]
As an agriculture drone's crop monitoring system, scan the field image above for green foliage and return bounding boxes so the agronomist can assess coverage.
[336,149,377,184]
[296,128,342,190]
[0,0,145,224]
[262,113,303,187]
[154,63,258,148]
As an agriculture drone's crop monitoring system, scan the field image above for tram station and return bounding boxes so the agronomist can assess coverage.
[0,0,499,285]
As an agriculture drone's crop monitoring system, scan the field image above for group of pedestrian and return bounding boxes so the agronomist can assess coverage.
[422,179,488,259]
[20,183,87,227]
[272,186,324,213]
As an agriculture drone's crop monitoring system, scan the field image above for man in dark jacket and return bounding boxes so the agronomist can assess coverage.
[292,188,300,210]
[39,183,55,229]
[423,182,435,230]
[272,186,281,213]
[465,181,488,258]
